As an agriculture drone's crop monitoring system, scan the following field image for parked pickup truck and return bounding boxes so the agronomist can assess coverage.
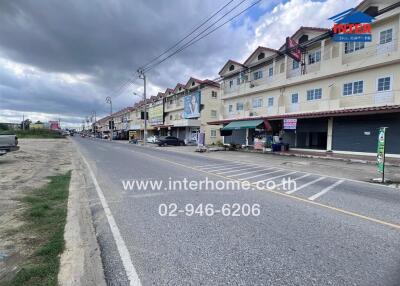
[0,134,19,156]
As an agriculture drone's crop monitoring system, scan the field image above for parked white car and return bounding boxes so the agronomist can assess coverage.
[146,135,159,143]
[0,134,19,156]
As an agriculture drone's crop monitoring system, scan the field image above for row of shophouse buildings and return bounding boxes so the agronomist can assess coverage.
[95,0,400,156]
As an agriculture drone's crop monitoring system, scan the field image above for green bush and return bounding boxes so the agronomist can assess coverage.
[15,129,65,139]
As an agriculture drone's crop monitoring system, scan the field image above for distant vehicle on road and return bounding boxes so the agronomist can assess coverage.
[147,135,159,143]
[157,136,185,147]
[0,134,19,156]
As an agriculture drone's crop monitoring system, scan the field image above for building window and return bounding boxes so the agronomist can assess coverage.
[343,83,353,96]
[344,42,365,54]
[229,64,235,71]
[211,91,217,98]
[268,67,273,77]
[169,99,173,105]
[308,50,321,64]
[236,77,241,85]
[267,97,274,107]
[253,70,263,80]
[210,110,217,118]
[258,53,265,60]
[210,129,217,138]
[228,104,233,113]
[291,93,299,104]
[229,80,234,88]
[380,28,393,45]
[353,81,364,94]
[236,102,244,111]
[307,88,322,100]
[292,60,300,70]
[252,98,263,108]
[377,77,391,92]
[169,115,173,120]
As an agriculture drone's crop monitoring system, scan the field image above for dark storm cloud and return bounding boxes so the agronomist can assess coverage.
[0,0,254,124]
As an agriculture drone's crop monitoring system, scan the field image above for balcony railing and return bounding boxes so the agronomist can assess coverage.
[222,39,399,100]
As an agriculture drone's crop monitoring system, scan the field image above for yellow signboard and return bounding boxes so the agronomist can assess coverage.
[148,102,164,125]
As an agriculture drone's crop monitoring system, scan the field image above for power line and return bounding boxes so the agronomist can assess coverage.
[142,0,249,72]
[143,0,263,73]
[109,0,237,98]
[140,0,236,70]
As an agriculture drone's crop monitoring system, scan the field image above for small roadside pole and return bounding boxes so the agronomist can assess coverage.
[377,127,388,183]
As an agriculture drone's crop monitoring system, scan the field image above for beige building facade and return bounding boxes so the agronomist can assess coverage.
[209,0,400,156]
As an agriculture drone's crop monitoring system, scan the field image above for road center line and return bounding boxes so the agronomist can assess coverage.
[308,180,345,201]
[78,148,142,286]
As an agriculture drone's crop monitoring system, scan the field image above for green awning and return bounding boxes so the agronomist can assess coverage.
[221,120,264,130]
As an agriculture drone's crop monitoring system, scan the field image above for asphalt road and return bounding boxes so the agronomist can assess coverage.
[73,137,400,286]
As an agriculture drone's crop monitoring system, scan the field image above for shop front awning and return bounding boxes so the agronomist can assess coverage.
[221,119,264,130]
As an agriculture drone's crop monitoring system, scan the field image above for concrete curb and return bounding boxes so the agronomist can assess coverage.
[58,153,107,286]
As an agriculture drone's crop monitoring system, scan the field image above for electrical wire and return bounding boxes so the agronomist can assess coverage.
[143,0,259,73]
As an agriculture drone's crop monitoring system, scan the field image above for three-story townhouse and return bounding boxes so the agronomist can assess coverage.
[163,77,222,145]
[209,0,400,156]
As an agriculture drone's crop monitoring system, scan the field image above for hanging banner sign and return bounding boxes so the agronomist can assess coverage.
[377,127,387,174]
[283,118,297,130]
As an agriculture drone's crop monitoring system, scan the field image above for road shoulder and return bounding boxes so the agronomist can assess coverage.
[58,151,107,286]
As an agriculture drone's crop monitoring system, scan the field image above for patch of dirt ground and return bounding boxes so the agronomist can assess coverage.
[0,138,73,282]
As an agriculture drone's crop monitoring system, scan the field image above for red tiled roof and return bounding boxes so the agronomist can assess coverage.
[185,77,203,89]
[243,46,279,66]
[208,105,400,125]
[218,59,246,76]
[279,26,330,50]
[202,79,220,88]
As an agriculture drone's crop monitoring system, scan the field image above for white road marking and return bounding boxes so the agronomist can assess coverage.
[80,153,142,286]
[308,180,345,201]
[216,165,262,175]
[275,173,311,189]
[253,171,297,184]
[229,167,275,177]
[198,162,244,171]
[196,162,236,168]
[202,164,252,172]
[286,177,326,194]
[239,169,282,181]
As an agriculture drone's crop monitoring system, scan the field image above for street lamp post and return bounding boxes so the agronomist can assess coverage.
[106,96,113,140]
[137,69,147,145]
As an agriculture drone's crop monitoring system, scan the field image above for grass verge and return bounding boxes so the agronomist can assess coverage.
[1,171,71,286]
[7,129,65,139]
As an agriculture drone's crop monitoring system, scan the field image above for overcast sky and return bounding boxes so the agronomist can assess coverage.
[0,0,360,127]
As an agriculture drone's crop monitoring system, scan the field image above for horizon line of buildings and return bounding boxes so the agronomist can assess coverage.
[94,0,400,156]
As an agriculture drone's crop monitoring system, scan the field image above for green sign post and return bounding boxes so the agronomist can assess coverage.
[377,127,387,183]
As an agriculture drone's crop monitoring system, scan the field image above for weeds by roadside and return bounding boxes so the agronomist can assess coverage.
[0,171,71,286]
[4,129,66,139]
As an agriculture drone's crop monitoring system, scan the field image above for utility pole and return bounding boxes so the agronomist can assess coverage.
[138,69,147,145]
[106,96,113,140]
[22,114,25,131]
